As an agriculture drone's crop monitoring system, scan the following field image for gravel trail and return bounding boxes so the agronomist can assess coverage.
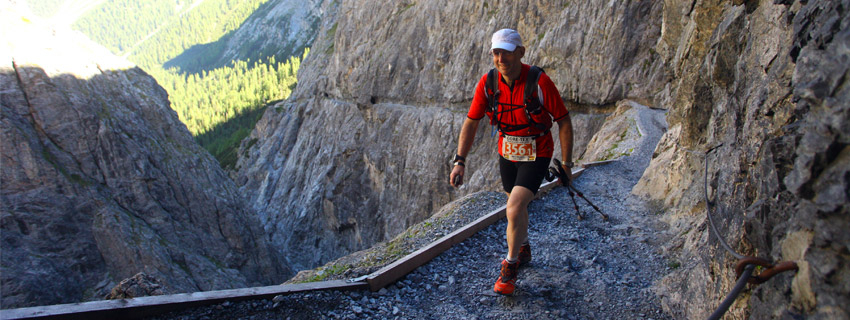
[150,103,672,320]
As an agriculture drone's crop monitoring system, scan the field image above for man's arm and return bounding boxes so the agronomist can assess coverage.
[450,118,480,187]
[557,114,574,169]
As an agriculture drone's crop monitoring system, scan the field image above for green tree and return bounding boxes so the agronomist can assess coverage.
[73,0,310,170]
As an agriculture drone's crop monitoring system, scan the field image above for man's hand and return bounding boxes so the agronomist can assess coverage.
[450,164,464,188]
[552,159,572,187]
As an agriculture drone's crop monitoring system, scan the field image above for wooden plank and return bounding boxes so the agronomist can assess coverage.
[1,280,368,320]
[365,167,585,291]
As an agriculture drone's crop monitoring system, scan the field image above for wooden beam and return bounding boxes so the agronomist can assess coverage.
[1,280,368,320]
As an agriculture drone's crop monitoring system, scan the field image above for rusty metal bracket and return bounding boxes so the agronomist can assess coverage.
[735,257,799,285]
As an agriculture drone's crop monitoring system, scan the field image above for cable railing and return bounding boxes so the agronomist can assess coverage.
[702,144,798,320]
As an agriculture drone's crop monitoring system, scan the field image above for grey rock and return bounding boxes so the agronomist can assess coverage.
[635,0,850,318]
[234,0,660,272]
[203,0,324,72]
[104,273,166,299]
[0,7,288,308]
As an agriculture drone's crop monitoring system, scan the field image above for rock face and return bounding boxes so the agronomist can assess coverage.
[235,0,665,271]
[167,0,325,72]
[633,0,849,318]
[218,0,324,64]
[0,8,288,308]
[236,0,847,318]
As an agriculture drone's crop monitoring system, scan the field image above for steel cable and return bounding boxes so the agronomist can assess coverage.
[707,264,755,320]
[704,144,746,260]
[702,144,797,319]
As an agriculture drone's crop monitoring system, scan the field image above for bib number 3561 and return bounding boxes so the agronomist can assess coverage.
[503,135,537,162]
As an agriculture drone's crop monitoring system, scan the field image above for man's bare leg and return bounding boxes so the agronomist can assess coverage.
[505,186,533,260]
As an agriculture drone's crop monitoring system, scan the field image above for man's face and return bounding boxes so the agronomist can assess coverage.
[491,47,524,78]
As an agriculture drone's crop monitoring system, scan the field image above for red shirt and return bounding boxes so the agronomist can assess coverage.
[467,64,569,159]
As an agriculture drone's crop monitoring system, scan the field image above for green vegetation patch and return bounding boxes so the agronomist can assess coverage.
[667,260,681,269]
[398,2,416,15]
[74,0,306,170]
[150,49,308,169]
[599,125,636,161]
[327,22,338,38]
[25,0,65,19]
[302,264,352,283]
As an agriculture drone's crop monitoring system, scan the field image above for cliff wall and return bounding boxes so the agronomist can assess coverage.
[237,0,848,318]
[0,9,288,307]
[634,0,849,318]
[235,0,666,271]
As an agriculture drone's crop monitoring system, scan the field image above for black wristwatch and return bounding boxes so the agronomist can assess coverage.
[562,160,574,168]
[452,154,466,167]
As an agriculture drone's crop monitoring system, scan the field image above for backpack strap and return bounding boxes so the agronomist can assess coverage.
[484,68,502,136]
[523,66,549,131]
[484,66,550,134]
[524,66,543,113]
[485,68,499,114]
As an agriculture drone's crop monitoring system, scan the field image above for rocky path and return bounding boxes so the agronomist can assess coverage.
[150,103,673,320]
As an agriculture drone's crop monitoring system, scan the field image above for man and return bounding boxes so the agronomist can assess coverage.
[449,28,574,295]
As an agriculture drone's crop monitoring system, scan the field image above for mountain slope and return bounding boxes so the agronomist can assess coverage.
[0,8,289,307]
[165,0,323,74]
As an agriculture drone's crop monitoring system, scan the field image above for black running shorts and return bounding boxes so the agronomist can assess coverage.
[499,156,551,194]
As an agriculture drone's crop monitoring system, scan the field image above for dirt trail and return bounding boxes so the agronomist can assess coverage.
[151,103,673,319]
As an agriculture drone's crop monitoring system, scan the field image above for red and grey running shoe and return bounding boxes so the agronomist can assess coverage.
[493,259,520,295]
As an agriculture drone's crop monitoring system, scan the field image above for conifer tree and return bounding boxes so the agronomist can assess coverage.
[73,0,307,170]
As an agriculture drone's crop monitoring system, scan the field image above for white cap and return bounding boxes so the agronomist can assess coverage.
[491,29,523,52]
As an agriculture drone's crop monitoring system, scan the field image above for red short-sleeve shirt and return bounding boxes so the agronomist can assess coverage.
[467,64,569,159]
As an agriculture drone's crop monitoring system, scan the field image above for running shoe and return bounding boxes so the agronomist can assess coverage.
[518,243,531,267]
[493,259,519,295]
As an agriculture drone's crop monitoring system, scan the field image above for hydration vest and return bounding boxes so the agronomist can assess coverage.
[484,66,552,136]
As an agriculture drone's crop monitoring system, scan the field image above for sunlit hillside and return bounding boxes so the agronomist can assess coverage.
[25,0,104,26]
[29,0,309,169]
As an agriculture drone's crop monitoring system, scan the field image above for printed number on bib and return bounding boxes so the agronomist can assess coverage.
[503,135,537,162]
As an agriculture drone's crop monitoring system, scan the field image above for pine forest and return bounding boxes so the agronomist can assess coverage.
[65,0,305,169]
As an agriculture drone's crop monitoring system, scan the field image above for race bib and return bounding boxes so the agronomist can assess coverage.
[502,135,537,162]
